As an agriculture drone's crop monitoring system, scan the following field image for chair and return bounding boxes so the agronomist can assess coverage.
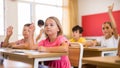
[69,42,84,68]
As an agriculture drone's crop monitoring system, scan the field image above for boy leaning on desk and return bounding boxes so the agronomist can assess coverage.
[0,23,32,64]
[1,23,31,49]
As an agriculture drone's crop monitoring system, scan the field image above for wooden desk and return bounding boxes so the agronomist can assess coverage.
[69,46,117,57]
[69,46,117,67]
[0,48,67,68]
[84,47,117,57]
[82,56,120,68]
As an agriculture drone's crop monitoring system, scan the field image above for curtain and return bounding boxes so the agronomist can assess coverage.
[62,0,78,38]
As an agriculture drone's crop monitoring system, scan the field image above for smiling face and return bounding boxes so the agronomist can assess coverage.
[102,22,113,38]
[45,18,59,36]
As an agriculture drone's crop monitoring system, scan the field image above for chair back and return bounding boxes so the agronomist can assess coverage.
[69,42,84,68]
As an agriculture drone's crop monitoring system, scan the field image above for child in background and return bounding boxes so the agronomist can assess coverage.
[93,4,119,48]
[2,23,31,49]
[70,25,86,44]
[69,25,93,47]
[36,20,46,43]
[29,17,71,68]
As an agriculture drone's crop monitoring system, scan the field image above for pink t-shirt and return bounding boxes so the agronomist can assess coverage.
[38,35,71,68]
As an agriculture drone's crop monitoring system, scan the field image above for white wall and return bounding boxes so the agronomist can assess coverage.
[0,0,18,42]
[78,0,120,26]
[78,0,120,39]
[1,0,120,41]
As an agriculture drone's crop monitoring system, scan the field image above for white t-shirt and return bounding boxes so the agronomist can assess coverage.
[96,36,119,56]
[97,36,119,48]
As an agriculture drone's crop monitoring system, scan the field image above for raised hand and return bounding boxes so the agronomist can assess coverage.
[6,26,13,37]
[108,3,118,39]
[108,3,114,12]
[29,23,35,33]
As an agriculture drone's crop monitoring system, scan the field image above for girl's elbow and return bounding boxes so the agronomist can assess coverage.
[62,47,68,52]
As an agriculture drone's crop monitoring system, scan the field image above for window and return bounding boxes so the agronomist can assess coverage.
[35,2,62,35]
[18,2,31,39]
[18,0,63,38]
[0,0,4,35]
[35,0,62,6]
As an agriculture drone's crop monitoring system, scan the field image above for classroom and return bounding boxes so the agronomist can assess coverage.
[0,0,120,68]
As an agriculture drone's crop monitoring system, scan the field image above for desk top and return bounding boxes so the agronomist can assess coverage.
[82,56,120,68]
[0,48,67,58]
[69,46,117,51]
[84,47,117,51]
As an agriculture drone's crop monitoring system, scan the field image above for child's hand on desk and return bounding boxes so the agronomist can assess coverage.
[38,46,46,52]
[85,40,98,47]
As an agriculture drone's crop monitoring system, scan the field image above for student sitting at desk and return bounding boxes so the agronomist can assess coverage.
[69,25,94,47]
[69,25,86,44]
[29,16,71,68]
[92,4,119,48]
[2,23,31,49]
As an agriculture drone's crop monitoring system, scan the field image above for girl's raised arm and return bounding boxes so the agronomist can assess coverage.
[108,4,118,39]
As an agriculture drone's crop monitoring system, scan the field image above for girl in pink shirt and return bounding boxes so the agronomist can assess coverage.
[29,17,71,68]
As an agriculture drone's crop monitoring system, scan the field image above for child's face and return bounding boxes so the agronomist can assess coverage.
[102,23,113,37]
[72,30,82,39]
[22,26,30,38]
[45,19,59,36]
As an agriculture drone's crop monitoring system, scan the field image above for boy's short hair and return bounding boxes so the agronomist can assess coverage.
[24,23,31,27]
[72,25,83,33]
[38,20,44,26]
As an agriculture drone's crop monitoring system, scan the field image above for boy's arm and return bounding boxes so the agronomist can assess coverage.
[84,40,100,47]
[11,43,29,49]
[108,4,118,39]
[2,26,13,47]
[29,23,38,50]
[2,36,10,47]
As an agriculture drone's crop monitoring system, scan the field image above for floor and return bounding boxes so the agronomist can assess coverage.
[0,59,32,68]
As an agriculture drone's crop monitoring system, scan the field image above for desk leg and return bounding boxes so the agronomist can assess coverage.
[34,59,39,68]
[34,57,60,68]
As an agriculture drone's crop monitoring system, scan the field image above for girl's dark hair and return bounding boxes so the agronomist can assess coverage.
[72,25,83,33]
[38,20,44,26]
